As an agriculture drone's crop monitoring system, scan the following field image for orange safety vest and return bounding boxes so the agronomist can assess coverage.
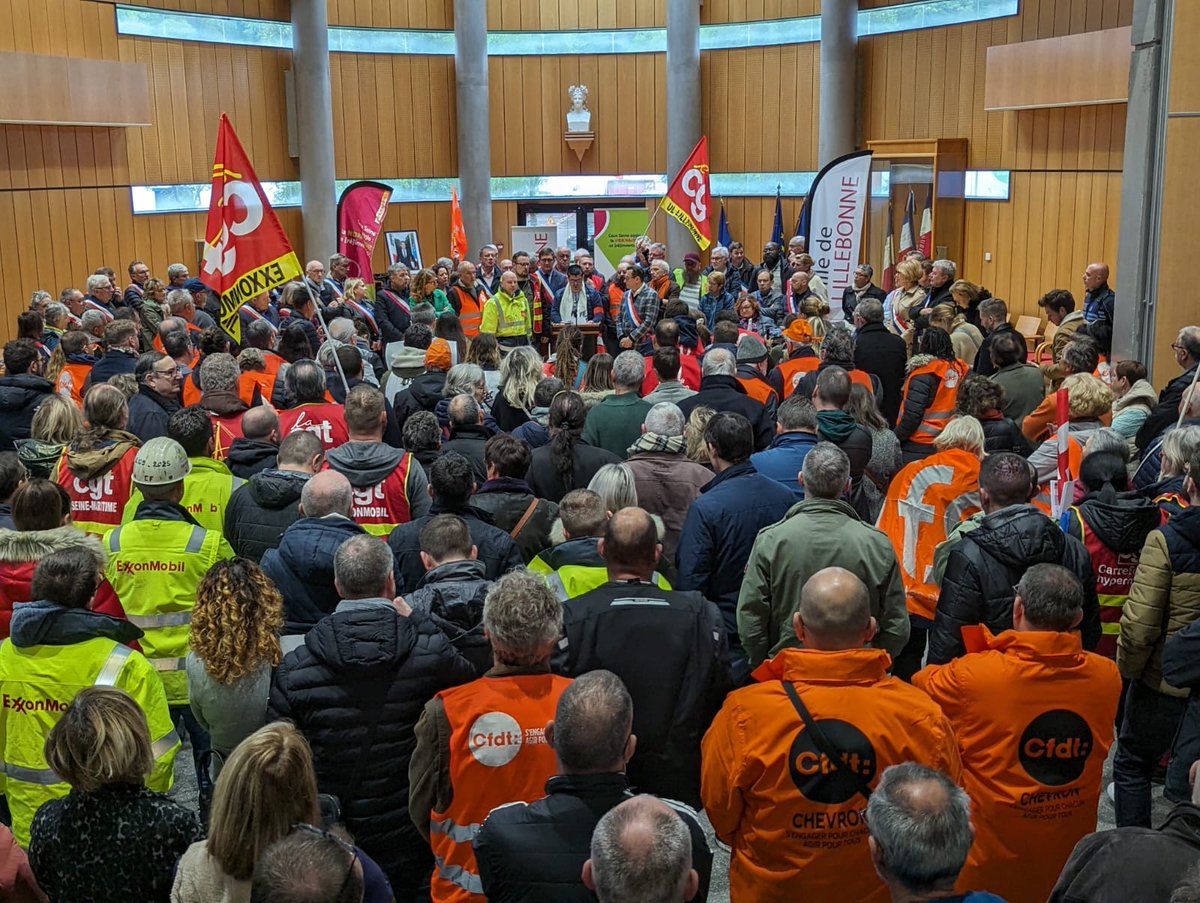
[876,448,982,621]
[56,447,138,537]
[57,362,93,408]
[430,673,571,901]
[332,455,415,536]
[238,370,272,407]
[914,629,1120,903]
[451,285,488,338]
[181,369,203,408]
[775,356,819,398]
[702,648,962,903]
[738,375,779,407]
[901,358,970,445]
[1031,434,1084,515]
[607,282,623,327]
[277,403,349,452]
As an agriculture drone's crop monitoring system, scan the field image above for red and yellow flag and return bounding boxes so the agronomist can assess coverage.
[200,113,302,342]
[450,187,469,261]
[660,136,713,250]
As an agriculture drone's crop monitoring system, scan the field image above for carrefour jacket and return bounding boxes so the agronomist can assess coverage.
[915,629,1120,903]
[0,601,178,847]
[701,647,961,903]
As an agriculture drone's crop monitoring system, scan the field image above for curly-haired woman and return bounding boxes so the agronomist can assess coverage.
[186,559,284,781]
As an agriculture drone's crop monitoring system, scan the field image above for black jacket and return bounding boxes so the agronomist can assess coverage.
[555,580,732,808]
[126,385,180,444]
[405,558,493,675]
[841,283,887,320]
[0,373,52,451]
[268,603,475,893]
[677,375,774,452]
[260,515,368,632]
[442,424,491,484]
[1049,803,1200,903]
[374,288,411,344]
[980,415,1033,456]
[490,391,532,433]
[1138,363,1199,451]
[929,504,1101,663]
[470,478,559,563]
[224,469,310,563]
[475,772,713,903]
[387,505,524,594]
[528,440,621,504]
[853,321,908,425]
[225,438,278,479]
[393,372,447,435]
[974,322,1017,377]
[85,349,138,388]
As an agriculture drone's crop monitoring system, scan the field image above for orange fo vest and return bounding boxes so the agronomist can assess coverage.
[913,630,1120,903]
[277,403,349,452]
[237,352,284,406]
[1070,509,1155,659]
[337,454,414,536]
[57,362,93,408]
[1032,434,1084,516]
[737,375,779,407]
[702,648,963,903]
[450,285,488,338]
[56,447,138,536]
[775,356,819,398]
[430,673,571,902]
[901,358,969,445]
[876,448,982,620]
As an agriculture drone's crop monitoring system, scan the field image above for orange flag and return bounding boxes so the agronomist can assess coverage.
[199,113,301,343]
[450,187,468,261]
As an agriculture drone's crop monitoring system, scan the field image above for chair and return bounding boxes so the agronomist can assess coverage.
[1033,321,1058,364]
[1014,315,1043,353]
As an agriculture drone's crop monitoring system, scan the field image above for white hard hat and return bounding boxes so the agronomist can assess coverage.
[132,437,192,486]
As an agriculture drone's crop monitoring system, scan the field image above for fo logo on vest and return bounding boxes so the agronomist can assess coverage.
[788,720,877,805]
[468,712,523,767]
[1018,709,1093,786]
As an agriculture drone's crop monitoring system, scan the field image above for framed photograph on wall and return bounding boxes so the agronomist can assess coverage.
[385,230,422,271]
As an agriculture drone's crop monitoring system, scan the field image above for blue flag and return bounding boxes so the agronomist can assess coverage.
[770,189,784,246]
[795,196,809,247]
[717,204,733,248]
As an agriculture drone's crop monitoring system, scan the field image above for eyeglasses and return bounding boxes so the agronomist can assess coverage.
[291,823,359,897]
[1173,343,1187,353]
[153,366,180,377]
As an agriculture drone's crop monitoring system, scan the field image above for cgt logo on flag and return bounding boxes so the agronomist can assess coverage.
[660,136,713,250]
[201,113,302,343]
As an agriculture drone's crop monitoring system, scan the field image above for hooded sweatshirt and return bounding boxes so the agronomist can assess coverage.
[63,430,140,481]
[9,600,142,649]
[384,345,429,407]
[324,441,432,521]
[225,438,279,479]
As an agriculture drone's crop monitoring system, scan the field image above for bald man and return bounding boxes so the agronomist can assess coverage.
[1081,261,1115,324]
[260,469,370,637]
[703,567,962,903]
[584,795,700,903]
[225,404,280,479]
[556,508,731,809]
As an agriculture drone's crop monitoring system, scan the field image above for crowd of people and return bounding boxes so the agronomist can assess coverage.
[0,237,1196,903]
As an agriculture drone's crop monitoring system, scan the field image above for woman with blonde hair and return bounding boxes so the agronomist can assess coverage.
[28,687,201,901]
[1026,372,1114,487]
[186,559,283,782]
[587,463,638,514]
[17,395,84,478]
[884,257,927,335]
[491,345,542,432]
[929,302,984,367]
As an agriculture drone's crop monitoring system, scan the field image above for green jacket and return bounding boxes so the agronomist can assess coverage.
[581,392,652,461]
[736,496,909,667]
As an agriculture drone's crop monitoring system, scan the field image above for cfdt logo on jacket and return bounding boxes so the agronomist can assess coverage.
[1018,709,1093,787]
[468,712,549,767]
[789,720,877,805]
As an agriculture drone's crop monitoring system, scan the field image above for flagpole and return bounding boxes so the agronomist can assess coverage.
[301,280,351,396]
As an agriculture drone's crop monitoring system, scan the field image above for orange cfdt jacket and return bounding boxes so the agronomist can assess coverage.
[701,647,962,903]
[737,375,779,407]
[56,362,92,408]
[429,673,571,902]
[775,356,819,398]
[913,628,1120,903]
[876,448,982,620]
[901,358,970,445]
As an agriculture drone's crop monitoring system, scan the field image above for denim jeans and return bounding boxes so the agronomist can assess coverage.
[1113,680,1189,827]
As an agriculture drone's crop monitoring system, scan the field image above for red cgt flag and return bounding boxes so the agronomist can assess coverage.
[450,187,468,261]
[660,136,713,250]
[200,113,302,342]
